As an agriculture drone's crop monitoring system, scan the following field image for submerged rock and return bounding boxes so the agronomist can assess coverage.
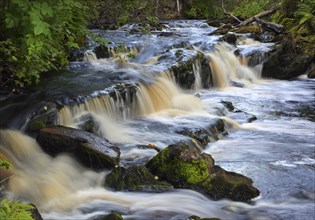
[105,166,173,192]
[37,126,120,170]
[92,211,124,220]
[176,119,226,148]
[146,142,260,202]
[188,216,221,220]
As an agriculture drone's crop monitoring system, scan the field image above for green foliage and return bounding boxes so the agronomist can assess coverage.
[146,16,159,27]
[232,0,270,18]
[0,199,34,220]
[0,159,34,220]
[291,0,315,36]
[0,159,12,170]
[184,0,224,19]
[273,0,315,37]
[0,0,97,87]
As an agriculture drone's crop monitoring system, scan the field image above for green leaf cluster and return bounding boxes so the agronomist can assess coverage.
[232,0,270,18]
[273,0,315,37]
[0,159,12,170]
[184,0,224,19]
[0,199,34,220]
[0,0,97,87]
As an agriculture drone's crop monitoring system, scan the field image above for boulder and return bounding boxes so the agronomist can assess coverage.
[93,44,111,59]
[37,126,120,170]
[26,102,59,133]
[105,166,173,192]
[146,142,260,202]
[262,37,315,79]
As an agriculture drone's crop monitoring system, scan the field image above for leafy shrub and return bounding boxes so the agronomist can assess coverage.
[232,0,270,18]
[0,0,97,87]
[0,199,34,220]
[291,0,315,36]
[0,159,34,220]
[273,0,315,37]
[0,159,12,170]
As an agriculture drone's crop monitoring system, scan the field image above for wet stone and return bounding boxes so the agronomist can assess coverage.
[37,126,120,170]
[105,166,173,192]
[146,142,260,202]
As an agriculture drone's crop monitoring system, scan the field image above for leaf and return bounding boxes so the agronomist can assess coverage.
[41,2,53,17]
[34,25,44,35]
[5,17,15,29]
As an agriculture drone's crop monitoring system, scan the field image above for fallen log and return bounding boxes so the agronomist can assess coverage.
[238,4,280,26]
[254,16,284,34]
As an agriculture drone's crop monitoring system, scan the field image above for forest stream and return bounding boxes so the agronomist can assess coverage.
[0,20,314,220]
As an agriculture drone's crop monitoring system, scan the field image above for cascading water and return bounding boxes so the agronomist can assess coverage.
[207,44,260,88]
[1,20,314,220]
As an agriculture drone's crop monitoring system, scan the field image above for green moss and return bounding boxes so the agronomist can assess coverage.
[100,211,124,220]
[105,166,173,191]
[28,116,47,131]
[147,143,211,185]
[147,142,260,202]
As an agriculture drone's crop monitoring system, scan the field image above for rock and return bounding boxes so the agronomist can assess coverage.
[188,216,221,220]
[29,204,44,220]
[262,37,315,79]
[93,44,111,59]
[68,48,85,62]
[146,142,260,202]
[26,102,59,133]
[176,119,226,148]
[222,33,237,45]
[91,211,124,220]
[37,126,120,170]
[306,63,315,79]
[105,166,173,192]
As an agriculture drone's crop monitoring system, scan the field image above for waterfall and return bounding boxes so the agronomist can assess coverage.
[207,44,260,88]
[58,71,205,142]
[83,51,98,62]
[193,59,202,91]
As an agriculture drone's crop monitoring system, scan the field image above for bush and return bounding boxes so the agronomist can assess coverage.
[0,159,34,220]
[0,0,97,87]
[232,0,270,18]
[0,199,34,220]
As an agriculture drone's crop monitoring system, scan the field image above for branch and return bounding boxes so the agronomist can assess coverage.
[238,4,280,26]
[254,17,284,34]
[221,0,242,23]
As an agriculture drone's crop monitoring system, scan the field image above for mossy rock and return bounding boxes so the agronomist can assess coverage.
[188,216,221,220]
[26,102,58,133]
[105,166,173,192]
[262,36,315,79]
[146,142,259,202]
[93,211,124,220]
